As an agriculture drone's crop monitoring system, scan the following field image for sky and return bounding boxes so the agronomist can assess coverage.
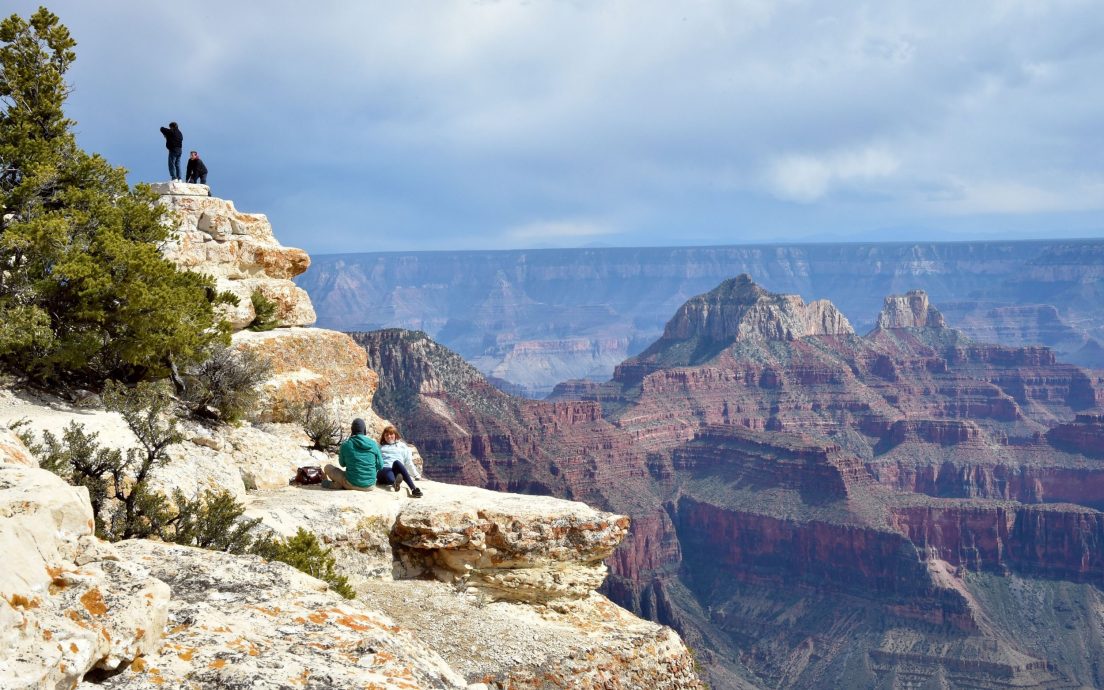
[7,1,1104,254]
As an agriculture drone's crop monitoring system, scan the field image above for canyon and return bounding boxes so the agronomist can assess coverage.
[356,275,1104,688]
[300,240,1104,396]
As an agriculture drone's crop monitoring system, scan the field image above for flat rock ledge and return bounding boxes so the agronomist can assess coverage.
[78,540,469,690]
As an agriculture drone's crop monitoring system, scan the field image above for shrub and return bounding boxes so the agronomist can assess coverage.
[168,488,264,554]
[0,9,233,387]
[29,380,181,540]
[182,345,271,423]
[252,528,355,599]
[293,393,344,452]
[248,289,278,332]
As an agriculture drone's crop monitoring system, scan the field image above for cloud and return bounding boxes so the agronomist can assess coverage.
[5,0,1104,249]
[505,219,617,244]
[766,148,900,203]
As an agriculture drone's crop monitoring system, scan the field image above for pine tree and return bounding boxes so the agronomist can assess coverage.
[0,8,230,386]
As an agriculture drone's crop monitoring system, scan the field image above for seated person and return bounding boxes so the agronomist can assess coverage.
[378,425,423,480]
[325,418,422,497]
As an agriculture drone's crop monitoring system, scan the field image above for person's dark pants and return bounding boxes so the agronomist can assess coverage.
[168,148,182,180]
[187,174,207,184]
[377,461,416,491]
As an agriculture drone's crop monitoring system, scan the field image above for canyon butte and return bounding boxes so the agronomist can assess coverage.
[300,241,1104,397]
[357,273,1104,689]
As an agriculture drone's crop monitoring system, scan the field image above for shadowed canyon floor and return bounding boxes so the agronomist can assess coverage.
[356,276,1104,689]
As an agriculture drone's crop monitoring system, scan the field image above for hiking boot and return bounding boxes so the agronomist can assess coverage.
[411,487,423,498]
[393,474,403,492]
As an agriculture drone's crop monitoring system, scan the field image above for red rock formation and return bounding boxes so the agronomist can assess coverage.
[358,279,1104,688]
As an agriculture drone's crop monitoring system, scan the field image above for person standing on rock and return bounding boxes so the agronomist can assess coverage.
[326,418,422,497]
[379,425,424,496]
[160,122,183,180]
[185,150,207,185]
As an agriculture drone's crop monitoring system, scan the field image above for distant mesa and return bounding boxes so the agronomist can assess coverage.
[875,289,947,330]
[661,274,855,343]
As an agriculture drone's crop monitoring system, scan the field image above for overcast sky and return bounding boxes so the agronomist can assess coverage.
[8,1,1104,253]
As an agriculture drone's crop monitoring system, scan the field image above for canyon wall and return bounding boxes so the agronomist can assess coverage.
[299,240,1104,395]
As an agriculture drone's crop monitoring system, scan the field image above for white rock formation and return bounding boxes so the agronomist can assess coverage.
[0,442,169,689]
[154,185,315,330]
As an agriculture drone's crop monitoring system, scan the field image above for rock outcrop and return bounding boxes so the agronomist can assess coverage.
[154,182,315,330]
[657,274,855,346]
[1,445,169,689]
[157,186,379,426]
[80,540,469,690]
[875,289,947,330]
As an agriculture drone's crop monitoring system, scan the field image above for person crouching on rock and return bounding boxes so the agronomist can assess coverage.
[325,418,421,497]
[379,425,424,497]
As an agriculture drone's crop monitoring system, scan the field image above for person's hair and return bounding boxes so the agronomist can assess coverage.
[379,425,401,444]
[169,121,178,128]
[190,150,197,156]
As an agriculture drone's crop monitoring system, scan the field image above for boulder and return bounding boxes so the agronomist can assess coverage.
[392,487,629,603]
[0,458,169,689]
[232,328,381,427]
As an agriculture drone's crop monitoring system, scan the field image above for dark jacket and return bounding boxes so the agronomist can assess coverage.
[186,157,208,180]
[160,125,183,151]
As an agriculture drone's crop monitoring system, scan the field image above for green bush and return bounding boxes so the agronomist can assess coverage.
[248,289,278,332]
[182,344,271,423]
[252,528,356,599]
[169,489,264,554]
[28,380,181,540]
[0,8,232,387]
[293,393,344,452]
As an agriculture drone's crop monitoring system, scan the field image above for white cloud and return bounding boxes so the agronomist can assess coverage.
[932,178,1104,215]
[766,147,900,203]
[506,220,617,243]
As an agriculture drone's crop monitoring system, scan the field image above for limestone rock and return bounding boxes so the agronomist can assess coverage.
[157,190,315,330]
[876,289,947,329]
[392,488,629,603]
[232,328,381,426]
[0,427,35,467]
[0,461,169,689]
[147,180,209,196]
[79,540,469,690]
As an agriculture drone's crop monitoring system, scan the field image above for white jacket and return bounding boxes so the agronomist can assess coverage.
[380,440,421,479]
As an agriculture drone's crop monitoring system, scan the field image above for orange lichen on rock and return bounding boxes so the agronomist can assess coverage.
[80,588,109,616]
[335,615,372,632]
[130,657,148,673]
[307,611,328,624]
[7,593,39,609]
[210,658,227,669]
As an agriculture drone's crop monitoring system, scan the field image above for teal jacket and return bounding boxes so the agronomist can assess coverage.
[338,434,383,487]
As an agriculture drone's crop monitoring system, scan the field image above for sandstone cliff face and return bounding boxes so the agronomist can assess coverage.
[154,182,315,330]
[157,185,380,426]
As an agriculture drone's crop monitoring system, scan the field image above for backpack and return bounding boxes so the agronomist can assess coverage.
[292,466,324,485]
